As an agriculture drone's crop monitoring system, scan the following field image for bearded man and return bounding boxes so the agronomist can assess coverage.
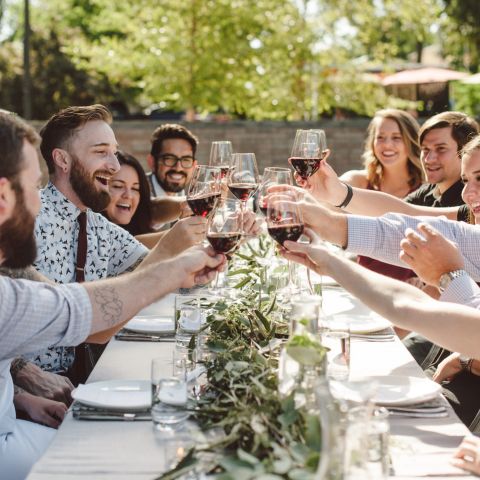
[28,105,193,383]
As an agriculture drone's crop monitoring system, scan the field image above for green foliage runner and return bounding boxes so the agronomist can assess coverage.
[157,239,326,480]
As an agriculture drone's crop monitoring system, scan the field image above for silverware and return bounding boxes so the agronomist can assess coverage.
[72,404,151,421]
[351,334,395,342]
[115,331,175,342]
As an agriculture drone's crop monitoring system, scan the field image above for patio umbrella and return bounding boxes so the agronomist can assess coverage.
[382,67,468,86]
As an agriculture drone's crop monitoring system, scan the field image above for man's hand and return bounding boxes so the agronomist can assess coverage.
[14,392,67,429]
[158,216,208,256]
[399,223,465,286]
[174,246,225,288]
[14,361,74,405]
[279,229,335,276]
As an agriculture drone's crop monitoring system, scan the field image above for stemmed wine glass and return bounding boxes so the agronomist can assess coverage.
[209,141,233,180]
[288,129,327,181]
[186,165,222,218]
[288,129,327,294]
[227,153,259,232]
[258,167,292,216]
[266,194,304,294]
[206,199,243,294]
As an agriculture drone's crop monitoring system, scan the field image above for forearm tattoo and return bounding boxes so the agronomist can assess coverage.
[10,357,28,379]
[93,285,123,327]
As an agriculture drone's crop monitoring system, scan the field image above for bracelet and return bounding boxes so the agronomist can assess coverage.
[335,182,353,209]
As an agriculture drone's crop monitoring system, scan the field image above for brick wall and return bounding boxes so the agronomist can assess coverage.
[34,119,370,177]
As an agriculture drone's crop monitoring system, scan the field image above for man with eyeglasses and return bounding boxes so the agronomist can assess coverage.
[146,123,198,198]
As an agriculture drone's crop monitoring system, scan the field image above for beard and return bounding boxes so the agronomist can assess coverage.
[0,186,37,269]
[157,170,188,193]
[70,154,111,212]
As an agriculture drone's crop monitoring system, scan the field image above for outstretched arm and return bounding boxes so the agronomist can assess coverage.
[281,232,480,357]
[296,158,459,219]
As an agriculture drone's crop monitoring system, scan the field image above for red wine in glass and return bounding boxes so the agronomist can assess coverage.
[228,183,258,202]
[207,232,241,253]
[267,223,304,246]
[288,157,322,179]
[187,192,221,217]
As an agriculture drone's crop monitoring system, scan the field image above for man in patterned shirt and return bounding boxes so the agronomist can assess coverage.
[0,111,224,479]
[28,105,204,383]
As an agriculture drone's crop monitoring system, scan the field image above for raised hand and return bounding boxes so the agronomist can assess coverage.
[399,223,465,287]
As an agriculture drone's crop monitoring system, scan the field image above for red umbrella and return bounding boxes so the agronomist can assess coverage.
[382,67,468,86]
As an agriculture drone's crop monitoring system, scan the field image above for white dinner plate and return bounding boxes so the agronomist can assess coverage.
[136,293,176,317]
[72,380,151,410]
[125,315,175,335]
[325,313,391,334]
[331,376,441,407]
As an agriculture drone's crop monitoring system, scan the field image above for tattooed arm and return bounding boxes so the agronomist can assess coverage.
[83,246,224,343]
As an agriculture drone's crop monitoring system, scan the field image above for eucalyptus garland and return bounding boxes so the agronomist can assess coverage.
[157,237,325,480]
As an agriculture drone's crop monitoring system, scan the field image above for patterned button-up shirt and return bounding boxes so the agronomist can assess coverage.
[27,182,148,372]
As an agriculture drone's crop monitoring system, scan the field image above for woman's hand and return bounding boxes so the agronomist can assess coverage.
[452,436,480,475]
[433,352,464,383]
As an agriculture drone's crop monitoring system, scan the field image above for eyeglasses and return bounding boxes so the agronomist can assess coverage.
[157,154,195,169]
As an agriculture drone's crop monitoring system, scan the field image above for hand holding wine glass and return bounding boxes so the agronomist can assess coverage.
[288,129,327,180]
[186,165,222,218]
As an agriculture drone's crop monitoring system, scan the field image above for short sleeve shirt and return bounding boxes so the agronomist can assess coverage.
[28,183,149,372]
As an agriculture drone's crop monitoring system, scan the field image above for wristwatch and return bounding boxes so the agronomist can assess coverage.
[459,354,473,372]
[438,269,467,292]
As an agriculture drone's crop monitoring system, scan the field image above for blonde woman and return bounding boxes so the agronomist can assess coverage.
[341,109,424,280]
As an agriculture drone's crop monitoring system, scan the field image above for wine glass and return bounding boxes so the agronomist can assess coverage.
[186,165,222,218]
[288,129,327,180]
[209,141,233,180]
[206,198,243,294]
[266,194,304,295]
[227,153,259,232]
[258,167,292,216]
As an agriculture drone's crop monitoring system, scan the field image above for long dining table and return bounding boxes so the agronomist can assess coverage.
[28,285,476,479]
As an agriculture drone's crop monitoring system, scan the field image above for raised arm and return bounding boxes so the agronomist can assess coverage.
[297,158,459,219]
[281,234,480,357]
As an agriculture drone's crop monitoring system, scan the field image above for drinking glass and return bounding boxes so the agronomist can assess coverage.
[174,295,201,349]
[322,317,351,380]
[186,165,222,219]
[257,167,292,216]
[227,153,259,231]
[151,358,189,431]
[288,129,327,180]
[266,193,304,294]
[209,141,233,180]
[206,198,242,294]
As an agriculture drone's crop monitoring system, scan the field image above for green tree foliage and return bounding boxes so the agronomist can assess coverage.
[440,0,480,72]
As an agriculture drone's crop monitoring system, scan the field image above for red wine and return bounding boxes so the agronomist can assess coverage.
[267,223,304,246]
[187,192,220,217]
[259,205,268,216]
[288,157,321,179]
[207,233,241,253]
[228,183,258,201]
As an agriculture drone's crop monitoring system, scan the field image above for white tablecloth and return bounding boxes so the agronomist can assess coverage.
[28,286,475,479]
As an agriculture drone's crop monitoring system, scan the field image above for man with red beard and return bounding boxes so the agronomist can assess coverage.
[26,105,203,385]
[0,111,223,479]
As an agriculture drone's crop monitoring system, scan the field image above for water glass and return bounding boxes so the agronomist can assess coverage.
[290,294,322,335]
[366,407,390,479]
[175,295,201,348]
[322,318,350,380]
[151,358,189,431]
